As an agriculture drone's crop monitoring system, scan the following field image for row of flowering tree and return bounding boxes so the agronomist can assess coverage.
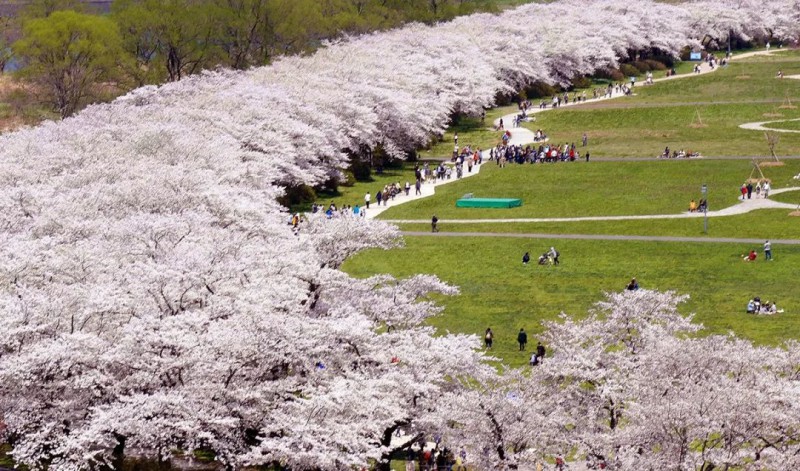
[1,0,800,469]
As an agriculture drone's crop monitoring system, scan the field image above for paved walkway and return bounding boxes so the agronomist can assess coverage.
[364,160,488,219]
[740,117,800,134]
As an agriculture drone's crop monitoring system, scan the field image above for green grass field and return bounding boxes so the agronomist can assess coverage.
[340,48,800,370]
[375,159,800,220]
[345,237,800,368]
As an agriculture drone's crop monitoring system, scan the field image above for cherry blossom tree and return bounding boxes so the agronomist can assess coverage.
[432,290,800,470]
[3,1,800,469]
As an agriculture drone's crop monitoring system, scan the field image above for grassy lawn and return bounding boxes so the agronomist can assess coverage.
[419,106,517,159]
[375,159,800,220]
[763,118,800,131]
[344,237,800,368]
[526,102,800,157]
[339,49,800,371]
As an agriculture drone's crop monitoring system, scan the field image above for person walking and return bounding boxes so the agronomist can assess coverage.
[364,191,371,209]
[764,240,772,260]
[431,214,439,233]
[740,183,747,201]
[517,328,528,351]
[484,328,494,349]
[747,182,753,199]
[763,181,771,198]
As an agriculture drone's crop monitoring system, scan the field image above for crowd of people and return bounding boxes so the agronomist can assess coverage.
[490,140,589,165]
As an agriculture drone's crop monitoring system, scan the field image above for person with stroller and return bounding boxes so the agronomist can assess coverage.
[538,252,550,265]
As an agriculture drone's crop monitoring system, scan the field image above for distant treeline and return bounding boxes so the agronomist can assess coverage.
[1,0,533,117]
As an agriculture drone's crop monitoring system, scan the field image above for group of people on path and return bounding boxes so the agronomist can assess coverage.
[311,202,366,219]
[740,181,770,200]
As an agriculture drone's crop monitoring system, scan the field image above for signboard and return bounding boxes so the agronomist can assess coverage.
[690,52,702,61]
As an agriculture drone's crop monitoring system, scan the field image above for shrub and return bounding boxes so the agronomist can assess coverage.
[571,75,592,89]
[278,184,316,209]
[594,68,625,82]
[350,159,372,181]
[619,64,640,78]
[632,61,651,73]
[524,81,558,99]
[341,170,356,187]
[644,59,667,71]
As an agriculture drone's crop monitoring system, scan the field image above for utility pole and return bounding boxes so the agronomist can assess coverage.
[702,183,708,234]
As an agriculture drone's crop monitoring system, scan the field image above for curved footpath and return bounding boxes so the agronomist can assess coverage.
[737,72,800,132]
[740,117,800,134]
[365,49,793,221]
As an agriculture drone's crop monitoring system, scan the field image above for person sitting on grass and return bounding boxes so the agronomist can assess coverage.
[689,199,698,212]
[747,299,756,314]
[626,278,639,291]
[522,252,531,265]
[743,250,757,262]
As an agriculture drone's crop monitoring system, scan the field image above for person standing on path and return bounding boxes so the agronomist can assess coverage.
[763,181,771,198]
[365,192,370,209]
[764,240,772,260]
[740,183,748,201]
[747,182,753,199]
[484,328,494,349]
[517,329,528,351]
[431,214,439,233]
[415,179,422,195]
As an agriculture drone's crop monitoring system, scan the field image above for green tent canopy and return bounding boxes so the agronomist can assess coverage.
[456,198,522,208]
